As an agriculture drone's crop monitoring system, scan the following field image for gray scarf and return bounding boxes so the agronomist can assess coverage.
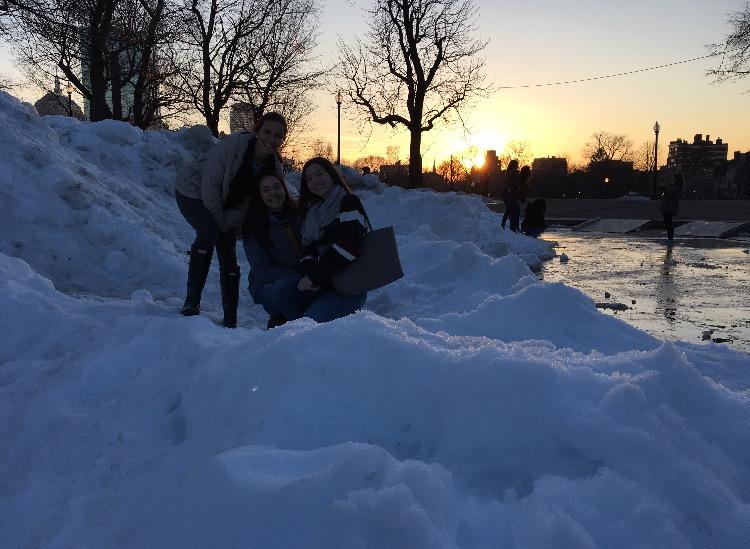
[301,185,348,245]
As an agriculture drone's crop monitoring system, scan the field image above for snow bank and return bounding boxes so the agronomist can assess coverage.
[1,253,749,548]
[2,91,750,548]
[0,92,214,297]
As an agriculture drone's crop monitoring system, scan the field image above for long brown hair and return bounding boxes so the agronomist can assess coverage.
[298,157,352,218]
[242,173,297,246]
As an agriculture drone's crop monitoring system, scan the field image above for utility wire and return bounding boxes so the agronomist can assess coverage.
[498,54,721,89]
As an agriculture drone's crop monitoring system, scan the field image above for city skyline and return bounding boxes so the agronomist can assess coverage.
[1,0,748,166]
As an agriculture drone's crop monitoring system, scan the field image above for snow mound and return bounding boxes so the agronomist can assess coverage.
[1,254,749,548]
[3,91,750,548]
[0,91,213,297]
[0,90,552,305]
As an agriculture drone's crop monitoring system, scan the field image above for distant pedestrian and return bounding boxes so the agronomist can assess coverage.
[511,165,532,231]
[521,198,547,238]
[518,165,531,203]
[500,160,520,231]
[660,173,683,243]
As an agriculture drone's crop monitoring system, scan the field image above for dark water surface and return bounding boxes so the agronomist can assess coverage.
[538,230,750,354]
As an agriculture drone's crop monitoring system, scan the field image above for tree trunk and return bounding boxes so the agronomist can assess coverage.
[206,111,220,137]
[408,128,423,189]
[110,52,123,120]
[88,38,112,121]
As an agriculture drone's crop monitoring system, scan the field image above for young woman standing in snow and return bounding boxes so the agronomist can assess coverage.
[241,173,303,329]
[271,157,368,323]
[174,112,287,327]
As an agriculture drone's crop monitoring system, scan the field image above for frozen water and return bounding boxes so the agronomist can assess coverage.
[540,230,750,353]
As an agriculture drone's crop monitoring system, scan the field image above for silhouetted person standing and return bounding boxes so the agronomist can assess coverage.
[660,173,683,243]
[501,160,520,231]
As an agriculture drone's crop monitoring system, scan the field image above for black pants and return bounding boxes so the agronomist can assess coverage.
[662,211,674,241]
[502,199,521,231]
[176,192,238,270]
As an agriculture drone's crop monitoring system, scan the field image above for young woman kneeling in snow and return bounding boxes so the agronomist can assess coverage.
[270,157,368,323]
[242,173,303,329]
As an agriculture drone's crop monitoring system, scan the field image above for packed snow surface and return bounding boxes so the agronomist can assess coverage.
[1,91,749,548]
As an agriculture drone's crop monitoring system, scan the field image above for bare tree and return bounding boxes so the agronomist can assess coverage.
[353,154,386,172]
[237,0,324,140]
[308,137,333,161]
[385,144,401,165]
[7,0,182,126]
[8,0,118,120]
[0,73,18,90]
[582,131,634,165]
[436,155,467,189]
[174,0,277,136]
[501,140,533,168]
[338,0,489,188]
[708,2,750,86]
[108,0,183,128]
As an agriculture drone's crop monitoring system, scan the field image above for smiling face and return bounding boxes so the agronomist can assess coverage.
[254,120,286,160]
[304,162,334,198]
[259,175,286,212]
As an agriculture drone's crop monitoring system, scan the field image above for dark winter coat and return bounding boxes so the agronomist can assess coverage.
[243,208,302,299]
[660,182,682,215]
[502,171,520,202]
[300,193,368,287]
[521,198,547,232]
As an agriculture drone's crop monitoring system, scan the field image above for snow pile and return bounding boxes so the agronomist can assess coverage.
[2,255,750,548]
[2,90,750,548]
[1,91,550,303]
[0,92,217,297]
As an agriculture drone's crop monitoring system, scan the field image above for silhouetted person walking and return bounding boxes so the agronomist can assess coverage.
[660,173,683,243]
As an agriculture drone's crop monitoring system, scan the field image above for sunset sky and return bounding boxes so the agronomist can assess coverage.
[1,0,748,167]
[315,0,750,167]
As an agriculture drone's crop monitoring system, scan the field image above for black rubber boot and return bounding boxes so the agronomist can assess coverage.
[181,246,212,316]
[267,315,287,329]
[220,267,240,328]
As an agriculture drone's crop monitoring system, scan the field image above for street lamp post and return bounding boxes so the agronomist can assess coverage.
[65,81,74,117]
[336,91,342,165]
[652,121,660,198]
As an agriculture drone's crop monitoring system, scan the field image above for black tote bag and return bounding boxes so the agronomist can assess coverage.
[331,212,404,296]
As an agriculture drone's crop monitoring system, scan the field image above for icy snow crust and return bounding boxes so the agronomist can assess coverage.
[1,91,749,548]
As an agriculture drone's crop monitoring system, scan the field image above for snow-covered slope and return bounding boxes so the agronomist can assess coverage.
[2,91,749,549]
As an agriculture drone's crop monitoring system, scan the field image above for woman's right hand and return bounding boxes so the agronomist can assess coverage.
[297,276,319,292]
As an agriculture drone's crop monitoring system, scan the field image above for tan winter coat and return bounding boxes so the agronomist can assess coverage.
[176,132,283,232]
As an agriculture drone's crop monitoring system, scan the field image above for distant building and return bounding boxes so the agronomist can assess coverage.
[588,159,635,198]
[667,134,728,170]
[480,150,502,197]
[723,151,750,199]
[34,77,85,120]
[379,163,409,187]
[666,134,730,199]
[230,102,256,133]
[532,156,568,174]
[530,156,568,198]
